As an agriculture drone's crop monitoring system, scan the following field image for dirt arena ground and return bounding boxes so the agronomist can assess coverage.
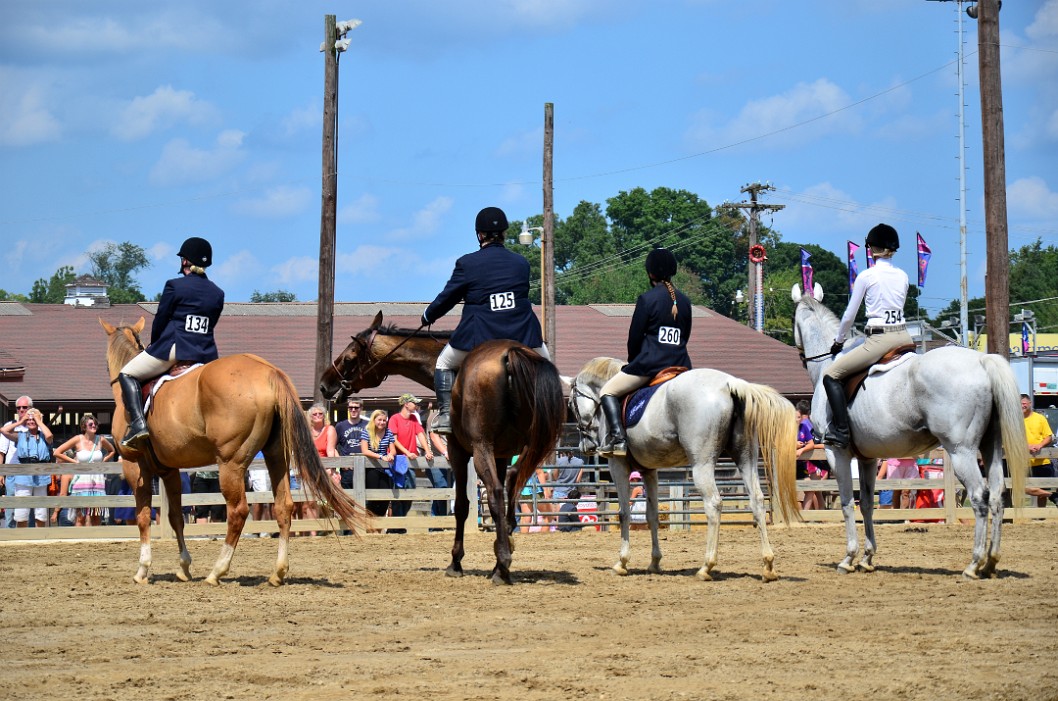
[2,520,1057,701]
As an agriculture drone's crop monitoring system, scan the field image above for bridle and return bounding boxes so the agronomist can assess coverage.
[108,327,146,385]
[798,349,833,369]
[568,379,600,435]
[331,324,429,397]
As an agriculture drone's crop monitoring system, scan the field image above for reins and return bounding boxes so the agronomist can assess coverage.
[336,323,429,392]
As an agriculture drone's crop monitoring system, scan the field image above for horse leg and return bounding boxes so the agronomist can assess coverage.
[446,444,472,578]
[474,448,511,585]
[735,446,779,582]
[829,449,860,574]
[857,458,879,572]
[643,469,662,573]
[265,448,292,586]
[127,461,155,584]
[607,459,633,575]
[204,463,251,586]
[158,469,192,581]
[690,461,723,581]
[950,445,992,579]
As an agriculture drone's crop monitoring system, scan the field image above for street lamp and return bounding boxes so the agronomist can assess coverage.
[519,221,548,343]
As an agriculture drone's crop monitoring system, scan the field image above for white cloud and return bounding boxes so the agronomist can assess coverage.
[281,100,320,137]
[232,185,312,218]
[1026,0,1058,41]
[386,196,454,241]
[0,81,60,147]
[686,78,862,151]
[496,127,543,157]
[112,85,218,141]
[336,245,403,276]
[337,193,381,225]
[1007,176,1058,220]
[271,256,318,285]
[148,129,246,187]
[212,249,263,285]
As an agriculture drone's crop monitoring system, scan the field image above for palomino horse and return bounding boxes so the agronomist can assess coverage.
[791,284,1029,578]
[102,318,369,585]
[569,358,800,581]
[319,312,565,584]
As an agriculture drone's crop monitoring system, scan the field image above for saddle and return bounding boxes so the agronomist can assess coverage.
[141,362,201,413]
[842,344,916,403]
[622,366,689,429]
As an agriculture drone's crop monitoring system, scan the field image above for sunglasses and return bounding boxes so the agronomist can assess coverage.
[16,405,30,411]
[348,405,361,410]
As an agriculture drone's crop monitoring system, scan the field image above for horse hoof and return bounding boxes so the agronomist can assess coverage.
[612,563,629,576]
[133,575,150,585]
[205,575,220,586]
[445,565,464,578]
[490,573,512,586]
[695,568,713,581]
[961,568,980,581]
[857,562,876,573]
[267,574,284,587]
[761,570,779,583]
[836,562,855,574]
[647,564,662,575]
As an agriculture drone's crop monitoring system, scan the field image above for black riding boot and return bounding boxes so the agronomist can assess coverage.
[432,369,455,435]
[822,375,850,449]
[598,394,627,457]
[118,373,150,450]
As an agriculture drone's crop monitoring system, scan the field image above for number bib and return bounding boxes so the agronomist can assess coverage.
[184,314,210,334]
[657,326,681,345]
[489,292,515,312]
[882,309,904,325]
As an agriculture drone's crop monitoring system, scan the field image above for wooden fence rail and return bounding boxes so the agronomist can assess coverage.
[1,448,1056,542]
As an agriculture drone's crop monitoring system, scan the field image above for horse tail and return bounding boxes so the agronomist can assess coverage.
[270,368,371,534]
[729,379,801,525]
[981,354,1029,509]
[505,346,565,494]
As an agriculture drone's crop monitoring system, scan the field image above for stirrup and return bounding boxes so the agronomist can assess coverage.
[823,431,848,450]
[432,412,452,435]
[121,426,150,450]
[598,441,627,458]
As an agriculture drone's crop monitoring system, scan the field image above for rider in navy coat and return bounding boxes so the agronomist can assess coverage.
[118,237,225,450]
[597,247,692,457]
[422,206,549,433]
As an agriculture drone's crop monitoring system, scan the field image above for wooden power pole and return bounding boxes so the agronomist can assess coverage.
[542,103,556,360]
[977,0,1010,358]
[728,183,784,330]
[314,14,338,402]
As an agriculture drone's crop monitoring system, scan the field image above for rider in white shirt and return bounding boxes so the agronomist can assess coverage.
[822,223,912,448]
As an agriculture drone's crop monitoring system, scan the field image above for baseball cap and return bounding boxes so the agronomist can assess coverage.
[399,393,420,405]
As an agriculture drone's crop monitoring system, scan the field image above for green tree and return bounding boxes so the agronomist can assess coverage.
[0,289,30,302]
[250,289,297,303]
[29,265,77,303]
[89,242,151,303]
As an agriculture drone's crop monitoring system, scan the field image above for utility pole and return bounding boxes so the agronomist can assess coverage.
[542,103,556,360]
[976,0,1009,358]
[314,14,338,403]
[727,183,784,330]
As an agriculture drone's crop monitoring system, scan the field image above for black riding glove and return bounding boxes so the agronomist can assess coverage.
[830,340,844,358]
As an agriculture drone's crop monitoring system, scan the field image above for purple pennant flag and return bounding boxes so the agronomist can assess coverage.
[800,248,813,294]
[847,241,860,293]
[916,232,932,287]
[1022,322,1031,356]
[865,246,875,268]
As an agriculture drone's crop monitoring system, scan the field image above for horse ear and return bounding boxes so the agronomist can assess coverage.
[370,311,383,330]
[812,283,823,301]
[790,284,802,303]
[133,316,146,333]
[99,319,116,335]
[559,375,574,394]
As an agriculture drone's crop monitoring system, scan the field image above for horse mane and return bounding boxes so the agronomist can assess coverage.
[797,294,840,337]
[107,325,142,371]
[371,324,453,340]
[580,357,623,386]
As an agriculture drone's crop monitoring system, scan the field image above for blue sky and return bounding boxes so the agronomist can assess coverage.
[1,1,1056,316]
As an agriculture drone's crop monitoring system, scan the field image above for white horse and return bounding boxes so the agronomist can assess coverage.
[569,358,800,582]
[791,284,1029,578]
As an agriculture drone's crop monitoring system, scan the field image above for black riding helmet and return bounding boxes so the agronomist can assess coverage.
[177,237,213,267]
[475,206,508,234]
[645,247,677,281]
[865,223,900,252]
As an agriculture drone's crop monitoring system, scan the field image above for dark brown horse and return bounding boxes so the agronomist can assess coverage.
[319,311,565,584]
[102,318,369,585]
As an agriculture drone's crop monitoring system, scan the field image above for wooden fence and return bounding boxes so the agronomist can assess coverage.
[1,448,1056,542]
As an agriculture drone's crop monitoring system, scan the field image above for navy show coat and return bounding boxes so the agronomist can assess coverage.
[422,242,543,351]
[147,272,225,363]
[622,282,693,377]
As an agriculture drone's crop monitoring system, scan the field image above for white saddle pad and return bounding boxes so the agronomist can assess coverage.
[867,352,915,376]
[144,363,203,413]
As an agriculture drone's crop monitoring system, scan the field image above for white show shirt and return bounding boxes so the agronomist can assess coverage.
[835,258,909,343]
